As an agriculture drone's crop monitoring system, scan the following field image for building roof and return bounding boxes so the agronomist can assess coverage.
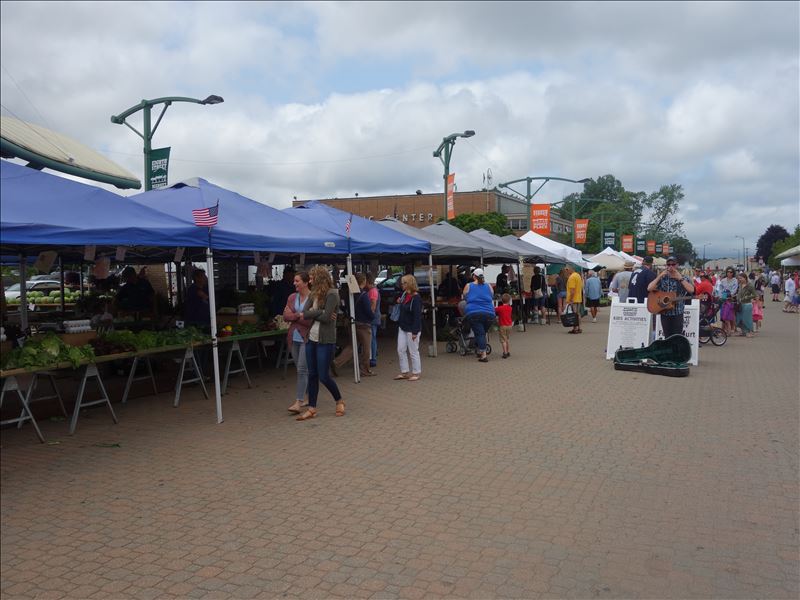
[0,115,140,189]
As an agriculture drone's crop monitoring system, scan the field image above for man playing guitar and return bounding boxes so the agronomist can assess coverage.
[646,256,695,338]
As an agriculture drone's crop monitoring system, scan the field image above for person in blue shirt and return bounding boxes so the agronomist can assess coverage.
[332,273,375,377]
[584,270,603,322]
[628,256,657,303]
[462,268,496,363]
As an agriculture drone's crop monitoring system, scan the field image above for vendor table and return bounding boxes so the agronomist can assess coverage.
[216,329,287,393]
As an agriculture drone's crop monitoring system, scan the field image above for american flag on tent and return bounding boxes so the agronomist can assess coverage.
[345,213,352,236]
[192,201,219,227]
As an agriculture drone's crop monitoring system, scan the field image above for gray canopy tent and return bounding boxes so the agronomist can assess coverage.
[421,221,517,263]
[378,218,492,356]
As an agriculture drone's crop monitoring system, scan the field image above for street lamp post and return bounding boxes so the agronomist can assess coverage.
[111,95,224,190]
[735,235,746,270]
[497,176,592,234]
[702,243,712,266]
[548,196,610,247]
[433,130,475,222]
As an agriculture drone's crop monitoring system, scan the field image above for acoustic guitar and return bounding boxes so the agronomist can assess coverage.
[647,291,694,314]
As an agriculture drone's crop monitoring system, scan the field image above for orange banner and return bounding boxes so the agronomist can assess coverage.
[621,234,634,253]
[530,204,551,235]
[446,173,456,220]
[574,219,589,244]
[662,241,670,255]
[647,240,656,254]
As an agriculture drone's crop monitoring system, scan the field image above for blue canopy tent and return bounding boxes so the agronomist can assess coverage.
[285,201,430,378]
[1,160,206,256]
[128,179,349,260]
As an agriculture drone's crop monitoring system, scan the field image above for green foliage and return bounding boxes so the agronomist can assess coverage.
[1,334,95,370]
[101,327,209,351]
[449,212,512,236]
[756,224,790,262]
[768,225,800,268]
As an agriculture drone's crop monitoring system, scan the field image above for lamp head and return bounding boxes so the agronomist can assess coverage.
[201,95,225,105]
[432,150,441,158]
[462,130,475,138]
[577,178,593,184]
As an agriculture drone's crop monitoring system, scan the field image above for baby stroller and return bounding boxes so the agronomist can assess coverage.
[698,298,727,346]
[444,301,492,356]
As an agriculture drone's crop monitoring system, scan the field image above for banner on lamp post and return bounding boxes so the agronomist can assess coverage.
[647,240,656,254]
[655,242,663,254]
[602,228,616,249]
[574,219,589,244]
[636,238,646,254]
[149,147,171,189]
[621,234,634,253]
[662,241,670,255]
[446,173,456,220]
[530,204,551,235]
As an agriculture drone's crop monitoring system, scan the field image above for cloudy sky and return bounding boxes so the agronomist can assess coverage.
[1,1,798,259]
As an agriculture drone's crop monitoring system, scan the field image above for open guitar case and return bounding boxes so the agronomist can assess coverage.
[613,335,691,377]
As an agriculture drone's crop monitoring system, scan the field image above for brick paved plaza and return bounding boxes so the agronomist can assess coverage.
[1,301,798,599]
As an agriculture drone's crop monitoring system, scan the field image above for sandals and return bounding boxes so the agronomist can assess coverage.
[394,373,409,380]
[335,401,346,417]
[408,375,420,381]
[295,408,317,421]
[288,401,303,414]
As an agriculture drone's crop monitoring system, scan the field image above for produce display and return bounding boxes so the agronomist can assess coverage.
[6,289,82,305]
[99,327,210,352]
[1,334,95,370]
[218,321,280,336]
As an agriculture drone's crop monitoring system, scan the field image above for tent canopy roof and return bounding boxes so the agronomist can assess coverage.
[520,230,583,265]
[130,179,349,258]
[377,218,484,260]
[775,244,800,260]
[421,221,516,262]
[0,160,204,258]
[285,201,430,256]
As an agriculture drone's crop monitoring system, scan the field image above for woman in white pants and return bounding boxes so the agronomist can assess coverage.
[394,275,423,381]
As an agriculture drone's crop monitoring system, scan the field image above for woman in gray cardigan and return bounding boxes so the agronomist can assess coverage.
[296,266,344,420]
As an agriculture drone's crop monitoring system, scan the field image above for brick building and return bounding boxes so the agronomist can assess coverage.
[292,189,572,240]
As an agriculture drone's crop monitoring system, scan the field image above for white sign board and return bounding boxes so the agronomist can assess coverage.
[606,298,652,359]
[655,299,700,365]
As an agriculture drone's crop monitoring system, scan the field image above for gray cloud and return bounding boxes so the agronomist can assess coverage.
[1,0,797,258]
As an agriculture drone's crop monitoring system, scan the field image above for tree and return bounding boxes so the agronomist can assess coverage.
[668,235,695,265]
[755,224,790,262]
[769,225,800,268]
[448,212,512,237]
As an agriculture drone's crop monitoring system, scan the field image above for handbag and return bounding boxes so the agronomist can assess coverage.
[560,304,579,328]
[534,289,544,299]
[389,293,405,322]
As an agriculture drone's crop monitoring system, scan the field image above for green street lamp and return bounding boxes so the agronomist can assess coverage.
[433,130,475,222]
[111,95,224,190]
[497,176,592,235]
[735,235,746,269]
[549,195,611,247]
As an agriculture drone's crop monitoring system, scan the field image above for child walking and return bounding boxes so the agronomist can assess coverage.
[752,296,763,332]
[495,293,513,359]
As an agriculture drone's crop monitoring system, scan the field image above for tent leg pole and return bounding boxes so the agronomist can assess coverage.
[19,255,28,332]
[429,254,437,357]
[346,255,360,383]
[206,248,223,424]
[517,260,525,332]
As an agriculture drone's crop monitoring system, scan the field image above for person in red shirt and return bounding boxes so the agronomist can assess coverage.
[494,293,513,359]
[695,273,714,300]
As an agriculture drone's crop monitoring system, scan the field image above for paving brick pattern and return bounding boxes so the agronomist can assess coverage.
[1,301,798,599]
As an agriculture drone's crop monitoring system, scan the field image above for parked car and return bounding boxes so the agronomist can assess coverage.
[4,280,62,301]
[377,270,439,310]
[374,269,389,285]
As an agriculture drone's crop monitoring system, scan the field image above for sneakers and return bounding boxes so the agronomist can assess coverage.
[592,317,597,323]
[369,359,377,368]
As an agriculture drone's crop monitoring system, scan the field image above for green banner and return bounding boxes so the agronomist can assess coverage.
[149,147,170,189]
[602,228,616,249]
[635,237,646,253]
[655,242,663,254]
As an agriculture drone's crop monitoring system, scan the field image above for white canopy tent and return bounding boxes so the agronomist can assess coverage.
[775,244,800,260]
[781,256,800,267]
[588,247,630,271]
[520,230,583,265]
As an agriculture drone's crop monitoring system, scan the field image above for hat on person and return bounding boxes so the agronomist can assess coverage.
[472,268,484,278]
[666,255,678,263]
[624,260,635,269]
[642,256,654,264]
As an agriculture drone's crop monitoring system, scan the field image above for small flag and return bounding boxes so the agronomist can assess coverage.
[192,201,219,227]
[345,214,352,236]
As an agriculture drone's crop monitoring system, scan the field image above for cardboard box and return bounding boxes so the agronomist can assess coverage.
[59,331,98,347]
[216,314,258,328]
